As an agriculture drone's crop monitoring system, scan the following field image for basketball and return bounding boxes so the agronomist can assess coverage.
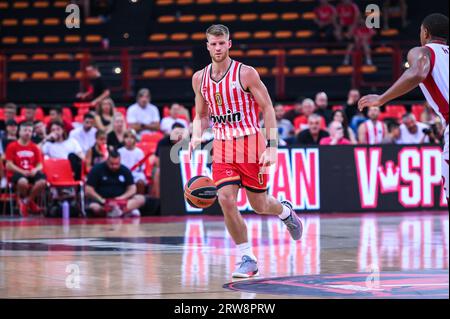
[184,176,218,209]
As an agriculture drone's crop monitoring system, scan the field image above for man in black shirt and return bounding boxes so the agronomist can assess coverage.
[297,114,330,145]
[0,103,17,135]
[314,92,333,125]
[85,150,145,217]
[76,64,110,108]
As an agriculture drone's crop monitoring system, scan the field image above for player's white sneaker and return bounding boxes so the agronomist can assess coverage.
[232,255,259,278]
[280,200,303,241]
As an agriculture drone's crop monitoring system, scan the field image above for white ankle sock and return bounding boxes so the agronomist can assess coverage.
[278,204,291,220]
[237,242,257,261]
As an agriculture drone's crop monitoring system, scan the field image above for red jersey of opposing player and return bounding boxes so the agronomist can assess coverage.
[200,59,268,193]
[5,140,43,179]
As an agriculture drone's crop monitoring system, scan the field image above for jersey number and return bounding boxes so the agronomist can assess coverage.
[215,93,223,106]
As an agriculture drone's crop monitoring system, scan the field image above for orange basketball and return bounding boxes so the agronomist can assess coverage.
[184,176,218,209]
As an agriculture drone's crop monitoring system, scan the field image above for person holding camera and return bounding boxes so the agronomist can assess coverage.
[396,113,435,144]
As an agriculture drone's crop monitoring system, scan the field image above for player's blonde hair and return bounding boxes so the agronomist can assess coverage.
[206,24,230,40]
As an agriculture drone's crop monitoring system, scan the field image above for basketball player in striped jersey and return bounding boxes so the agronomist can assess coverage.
[359,13,449,203]
[357,106,387,144]
[190,24,303,278]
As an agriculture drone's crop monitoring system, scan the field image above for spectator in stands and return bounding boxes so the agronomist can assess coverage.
[294,98,326,133]
[107,112,126,151]
[5,122,46,216]
[383,0,409,30]
[85,130,108,173]
[344,88,362,127]
[42,121,84,180]
[152,123,190,198]
[1,120,18,152]
[273,104,295,145]
[331,110,357,144]
[358,107,388,144]
[397,113,431,144]
[160,103,189,135]
[32,121,47,146]
[0,103,17,134]
[76,64,110,108]
[94,98,115,132]
[381,121,401,144]
[336,0,360,43]
[343,18,376,65]
[314,92,333,124]
[420,101,438,123]
[296,114,330,145]
[69,113,97,156]
[85,150,145,218]
[313,0,338,41]
[47,107,73,135]
[22,104,38,124]
[127,88,161,137]
[0,144,4,188]
[283,97,305,124]
[320,121,352,145]
[118,130,147,195]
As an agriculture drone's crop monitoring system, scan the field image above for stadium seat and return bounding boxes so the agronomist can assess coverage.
[199,14,216,22]
[237,0,253,3]
[2,19,18,26]
[156,0,174,5]
[289,48,307,55]
[311,48,328,55]
[191,32,206,40]
[150,33,168,41]
[240,13,258,21]
[21,107,45,120]
[332,105,344,111]
[220,14,237,22]
[197,0,213,4]
[261,13,278,21]
[0,2,9,9]
[75,71,84,79]
[22,18,39,26]
[275,31,293,39]
[33,1,49,8]
[31,71,50,80]
[10,72,28,81]
[255,67,269,76]
[143,69,162,78]
[302,12,316,20]
[54,1,68,8]
[229,50,244,57]
[178,0,194,4]
[292,66,312,75]
[171,33,189,41]
[247,49,265,57]
[233,31,251,40]
[53,71,71,79]
[179,15,196,23]
[141,132,165,145]
[412,104,424,120]
[183,51,193,58]
[385,105,406,119]
[295,30,313,38]
[85,17,103,25]
[254,31,272,39]
[314,66,333,74]
[13,2,29,9]
[336,66,353,75]
[43,18,60,26]
[381,28,399,37]
[86,35,102,43]
[2,38,16,48]
[361,65,377,73]
[65,35,81,43]
[141,51,160,59]
[281,12,300,20]
[10,54,28,61]
[185,68,193,77]
[62,108,73,122]
[43,36,60,44]
[23,36,39,44]
[164,69,183,78]
[75,53,90,60]
[375,46,394,54]
[158,15,176,23]
[268,49,285,56]
[217,0,233,3]
[53,53,73,60]
[271,67,289,75]
[162,51,181,58]
[32,53,50,61]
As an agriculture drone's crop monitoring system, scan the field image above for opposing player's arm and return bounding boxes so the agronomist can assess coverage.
[359,47,431,110]
[241,65,278,145]
[191,70,210,147]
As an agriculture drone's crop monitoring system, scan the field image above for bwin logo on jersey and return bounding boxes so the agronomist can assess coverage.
[211,109,242,124]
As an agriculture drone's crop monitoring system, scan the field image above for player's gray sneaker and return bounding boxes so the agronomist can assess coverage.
[232,255,259,278]
[280,200,303,240]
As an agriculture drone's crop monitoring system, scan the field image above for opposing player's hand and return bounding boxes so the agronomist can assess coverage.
[358,94,383,111]
[259,147,277,167]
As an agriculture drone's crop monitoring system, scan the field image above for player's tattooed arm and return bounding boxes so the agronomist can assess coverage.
[191,70,210,149]
[359,46,431,110]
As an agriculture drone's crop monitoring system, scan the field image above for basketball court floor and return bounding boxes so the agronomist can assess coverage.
[0,211,448,299]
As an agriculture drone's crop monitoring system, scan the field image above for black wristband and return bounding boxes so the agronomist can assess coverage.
[266,139,278,148]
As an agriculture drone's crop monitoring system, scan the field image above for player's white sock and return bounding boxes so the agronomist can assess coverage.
[237,242,257,262]
[278,204,291,220]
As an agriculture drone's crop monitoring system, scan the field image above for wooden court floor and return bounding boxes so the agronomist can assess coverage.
[0,211,448,299]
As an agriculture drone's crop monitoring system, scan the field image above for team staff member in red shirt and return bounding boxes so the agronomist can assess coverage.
[313,0,338,41]
[336,0,360,43]
[5,122,46,216]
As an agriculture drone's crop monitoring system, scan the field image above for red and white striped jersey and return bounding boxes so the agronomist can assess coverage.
[200,60,260,140]
[419,42,449,126]
[364,120,385,144]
